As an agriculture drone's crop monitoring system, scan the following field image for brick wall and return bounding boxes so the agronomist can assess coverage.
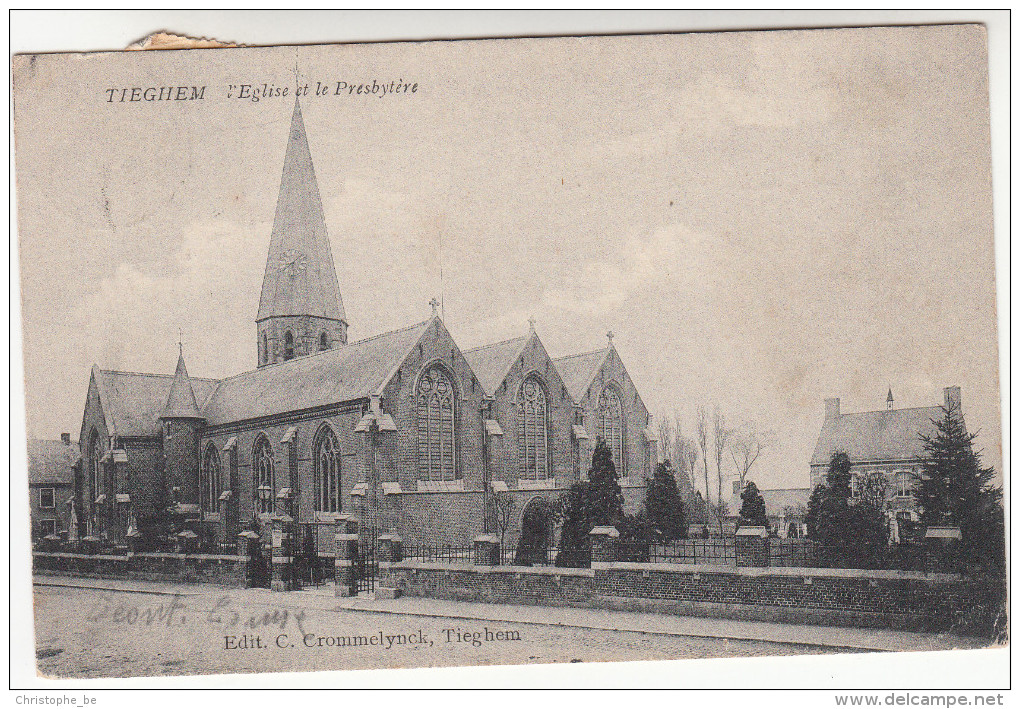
[388,560,990,632]
[33,551,246,587]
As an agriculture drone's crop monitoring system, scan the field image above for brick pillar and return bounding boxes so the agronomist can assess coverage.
[589,526,619,566]
[473,534,500,566]
[735,526,769,567]
[238,531,260,588]
[270,516,294,592]
[334,516,359,597]
[375,533,404,599]
[924,526,962,573]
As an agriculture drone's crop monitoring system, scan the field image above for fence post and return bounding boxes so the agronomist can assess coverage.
[589,526,619,567]
[334,516,358,597]
[473,534,500,566]
[375,533,404,599]
[735,526,769,567]
[924,526,962,573]
[270,516,294,591]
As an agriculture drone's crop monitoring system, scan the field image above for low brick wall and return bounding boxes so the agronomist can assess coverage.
[33,551,247,587]
[388,560,989,632]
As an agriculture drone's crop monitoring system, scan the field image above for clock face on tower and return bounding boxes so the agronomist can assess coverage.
[277,249,308,277]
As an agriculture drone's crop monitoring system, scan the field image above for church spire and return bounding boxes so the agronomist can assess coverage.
[256,98,348,366]
[162,350,202,419]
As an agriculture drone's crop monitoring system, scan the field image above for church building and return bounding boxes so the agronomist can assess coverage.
[77,99,657,550]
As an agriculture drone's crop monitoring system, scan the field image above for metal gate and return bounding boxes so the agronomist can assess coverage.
[353,526,379,594]
[293,523,333,587]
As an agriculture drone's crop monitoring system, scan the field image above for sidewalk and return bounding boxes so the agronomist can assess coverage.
[34,575,987,654]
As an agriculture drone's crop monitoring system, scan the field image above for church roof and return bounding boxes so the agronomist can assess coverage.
[27,439,78,484]
[93,368,219,437]
[462,336,528,394]
[162,352,203,419]
[810,406,945,466]
[202,320,430,425]
[256,98,346,324]
[552,347,610,402]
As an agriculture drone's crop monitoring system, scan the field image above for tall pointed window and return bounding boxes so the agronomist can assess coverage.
[314,425,342,512]
[261,332,268,365]
[283,331,295,361]
[202,444,222,512]
[518,376,550,480]
[597,387,624,476]
[253,435,276,513]
[417,365,456,481]
[319,331,330,351]
[88,429,103,503]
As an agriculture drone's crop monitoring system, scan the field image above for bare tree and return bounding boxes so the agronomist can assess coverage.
[730,423,772,493]
[657,410,700,511]
[486,491,517,553]
[712,407,730,534]
[696,406,710,509]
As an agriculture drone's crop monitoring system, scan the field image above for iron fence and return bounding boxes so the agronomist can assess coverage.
[402,544,474,564]
[618,538,738,566]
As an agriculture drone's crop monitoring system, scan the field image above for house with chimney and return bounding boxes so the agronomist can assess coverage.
[810,386,964,528]
[27,434,79,539]
[73,98,657,552]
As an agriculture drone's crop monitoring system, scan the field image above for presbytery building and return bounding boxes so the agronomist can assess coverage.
[76,99,657,549]
[810,386,964,529]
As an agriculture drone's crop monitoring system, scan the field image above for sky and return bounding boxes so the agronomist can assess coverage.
[13,25,1002,493]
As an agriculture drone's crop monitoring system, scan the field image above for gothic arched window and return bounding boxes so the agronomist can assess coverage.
[283,331,295,361]
[202,444,222,512]
[319,331,330,351]
[417,365,456,481]
[597,387,624,476]
[314,425,342,512]
[261,332,268,364]
[519,376,550,481]
[88,429,103,502]
[253,434,276,513]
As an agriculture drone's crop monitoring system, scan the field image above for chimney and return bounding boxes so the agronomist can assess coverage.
[60,433,70,446]
[944,386,962,414]
[824,397,840,420]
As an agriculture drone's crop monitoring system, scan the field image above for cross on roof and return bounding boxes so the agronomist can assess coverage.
[178,328,184,356]
[429,297,440,317]
[606,330,615,344]
[528,316,536,332]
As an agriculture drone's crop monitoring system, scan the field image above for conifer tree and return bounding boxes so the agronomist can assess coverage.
[643,460,687,541]
[915,402,1004,574]
[738,481,768,529]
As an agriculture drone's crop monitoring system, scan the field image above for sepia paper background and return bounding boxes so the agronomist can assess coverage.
[14,25,1002,489]
[10,11,1010,692]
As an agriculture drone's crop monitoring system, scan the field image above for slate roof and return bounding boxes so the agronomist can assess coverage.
[810,406,944,466]
[462,336,527,394]
[94,368,219,437]
[552,348,609,402]
[162,353,203,419]
[201,320,430,425]
[760,488,811,514]
[257,98,346,323]
[27,439,78,484]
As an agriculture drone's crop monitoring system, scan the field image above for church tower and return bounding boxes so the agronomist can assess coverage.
[257,98,348,367]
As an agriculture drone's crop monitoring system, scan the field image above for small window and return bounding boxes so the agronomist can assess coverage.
[39,519,57,537]
[895,471,913,498]
[40,487,55,509]
[283,331,295,360]
[319,331,330,351]
[261,332,268,364]
[850,474,861,499]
